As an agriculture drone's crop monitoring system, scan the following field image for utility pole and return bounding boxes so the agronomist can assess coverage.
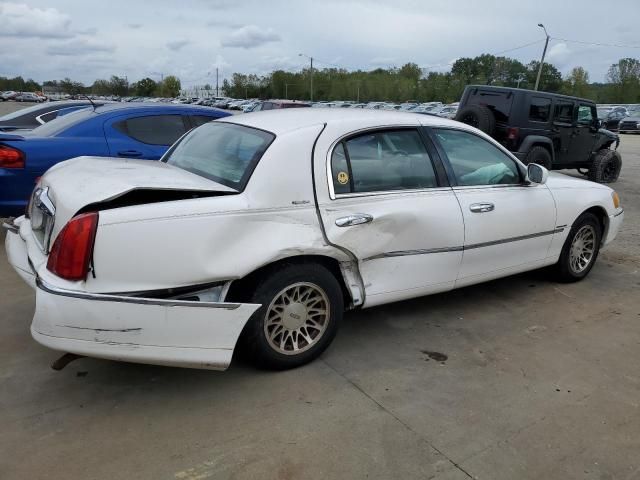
[216,67,219,97]
[299,53,314,102]
[534,23,550,91]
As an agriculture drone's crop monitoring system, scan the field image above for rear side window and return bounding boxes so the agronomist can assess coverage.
[114,115,187,145]
[529,97,551,122]
[554,102,575,123]
[330,129,438,194]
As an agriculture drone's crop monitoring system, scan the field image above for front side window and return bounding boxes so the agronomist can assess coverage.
[577,104,595,126]
[330,129,438,194]
[554,101,575,124]
[529,96,551,122]
[114,115,187,145]
[164,122,275,190]
[434,129,520,186]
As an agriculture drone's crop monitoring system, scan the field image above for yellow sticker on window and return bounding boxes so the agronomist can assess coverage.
[337,171,349,185]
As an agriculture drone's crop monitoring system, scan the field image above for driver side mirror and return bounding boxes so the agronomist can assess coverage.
[527,163,548,185]
[594,118,603,129]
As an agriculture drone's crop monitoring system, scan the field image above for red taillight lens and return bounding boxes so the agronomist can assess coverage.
[0,145,25,168]
[507,127,519,141]
[47,212,99,281]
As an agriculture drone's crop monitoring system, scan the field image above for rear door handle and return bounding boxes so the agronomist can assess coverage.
[469,203,494,213]
[117,150,143,157]
[335,213,374,227]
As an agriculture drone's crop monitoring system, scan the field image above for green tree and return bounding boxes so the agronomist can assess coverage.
[109,76,129,96]
[606,58,640,103]
[525,61,563,92]
[60,77,85,95]
[91,79,111,95]
[562,67,591,98]
[134,77,157,97]
[158,75,181,97]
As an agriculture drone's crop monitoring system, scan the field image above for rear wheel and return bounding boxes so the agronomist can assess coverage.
[523,146,553,170]
[455,105,495,135]
[589,149,622,183]
[239,263,343,370]
[553,213,601,283]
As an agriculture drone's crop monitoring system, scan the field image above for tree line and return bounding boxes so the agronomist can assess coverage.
[1,55,638,103]
[0,75,182,98]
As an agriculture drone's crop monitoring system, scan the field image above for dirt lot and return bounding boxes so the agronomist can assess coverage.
[1,102,639,480]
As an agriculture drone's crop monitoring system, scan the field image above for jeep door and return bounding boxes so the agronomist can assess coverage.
[572,103,599,161]
[551,99,575,164]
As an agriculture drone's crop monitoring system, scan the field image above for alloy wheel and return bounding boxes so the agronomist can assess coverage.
[569,225,596,274]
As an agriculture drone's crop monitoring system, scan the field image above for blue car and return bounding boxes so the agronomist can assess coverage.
[0,103,230,216]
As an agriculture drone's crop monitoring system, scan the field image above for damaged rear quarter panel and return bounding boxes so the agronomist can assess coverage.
[85,124,350,293]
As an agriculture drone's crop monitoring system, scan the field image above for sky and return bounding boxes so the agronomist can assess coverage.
[1,0,639,87]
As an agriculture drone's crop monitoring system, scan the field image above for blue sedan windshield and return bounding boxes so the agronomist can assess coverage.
[30,108,97,136]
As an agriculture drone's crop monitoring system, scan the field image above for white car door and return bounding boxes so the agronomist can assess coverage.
[317,128,465,307]
[429,128,557,287]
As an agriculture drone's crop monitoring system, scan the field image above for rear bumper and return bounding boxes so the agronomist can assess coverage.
[5,220,260,370]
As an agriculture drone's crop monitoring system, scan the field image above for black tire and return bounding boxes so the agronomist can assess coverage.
[589,149,622,183]
[553,212,602,283]
[577,168,589,176]
[523,145,553,170]
[455,105,496,135]
[239,263,343,370]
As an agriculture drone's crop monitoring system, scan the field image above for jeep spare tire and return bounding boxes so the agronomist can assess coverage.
[589,149,622,184]
[456,105,496,135]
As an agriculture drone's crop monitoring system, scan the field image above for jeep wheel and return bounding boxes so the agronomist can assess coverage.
[589,149,622,183]
[524,146,553,170]
[455,105,495,135]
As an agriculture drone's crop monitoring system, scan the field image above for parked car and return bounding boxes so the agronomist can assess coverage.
[456,86,621,183]
[4,109,624,372]
[0,103,229,216]
[597,106,627,131]
[618,106,640,134]
[0,100,111,131]
[1,91,18,101]
[252,100,311,111]
[14,93,45,103]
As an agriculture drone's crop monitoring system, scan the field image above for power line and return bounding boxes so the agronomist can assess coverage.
[551,37,640,49]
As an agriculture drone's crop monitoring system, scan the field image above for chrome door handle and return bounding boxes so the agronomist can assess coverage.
[335,213,374,227]
[469,203,494,213]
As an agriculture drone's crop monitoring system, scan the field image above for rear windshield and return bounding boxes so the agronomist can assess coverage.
[465,88,513,122]
[163,122,275,190]
[29,108,96,136]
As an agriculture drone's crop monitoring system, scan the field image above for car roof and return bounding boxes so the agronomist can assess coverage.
[221,108,467,136]
[91,102,225,114]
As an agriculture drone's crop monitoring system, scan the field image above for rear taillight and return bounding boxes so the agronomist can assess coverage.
[47,212,98,281]
[0,145,25,168]
[507,127,519,141]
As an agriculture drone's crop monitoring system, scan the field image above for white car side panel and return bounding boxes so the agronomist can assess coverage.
[454,185,557,282]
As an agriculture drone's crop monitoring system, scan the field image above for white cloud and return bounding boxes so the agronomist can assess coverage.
[46,38,116,56]
[0,2,73,38]
[166,39,190,51]
[546,42,572,69]
[221,25,280,49]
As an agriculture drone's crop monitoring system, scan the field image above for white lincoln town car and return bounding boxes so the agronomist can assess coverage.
[4,109,624,370]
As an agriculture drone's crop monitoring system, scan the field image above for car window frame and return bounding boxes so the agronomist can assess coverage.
[528,95,552,124]
[425,126,526,188]
[552,99,576,126]
[326,126,450,200]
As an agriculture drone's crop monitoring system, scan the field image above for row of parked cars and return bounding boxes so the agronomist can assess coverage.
[1,91,47,102]
[3,86,625,373]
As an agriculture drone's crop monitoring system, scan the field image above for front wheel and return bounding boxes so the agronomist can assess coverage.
[553,213,602,283]
[240,263,343,370]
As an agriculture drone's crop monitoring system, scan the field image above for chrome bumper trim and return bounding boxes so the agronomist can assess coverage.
[36,276,242,310]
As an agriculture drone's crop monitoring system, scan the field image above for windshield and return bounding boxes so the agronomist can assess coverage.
[29,108,96,136]
[163,122,275,190]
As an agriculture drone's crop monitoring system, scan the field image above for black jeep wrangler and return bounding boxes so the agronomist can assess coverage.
[455,85,621,183]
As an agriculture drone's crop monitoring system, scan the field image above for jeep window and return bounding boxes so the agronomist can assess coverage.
[577,104,595,126]
[164,122,275,191]
[529,97,551,122]
[466,89,513,122]
[554,101,574,124]
[434,128,520,186]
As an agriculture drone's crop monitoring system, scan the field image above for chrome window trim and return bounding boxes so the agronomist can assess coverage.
[36,276,243,310]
